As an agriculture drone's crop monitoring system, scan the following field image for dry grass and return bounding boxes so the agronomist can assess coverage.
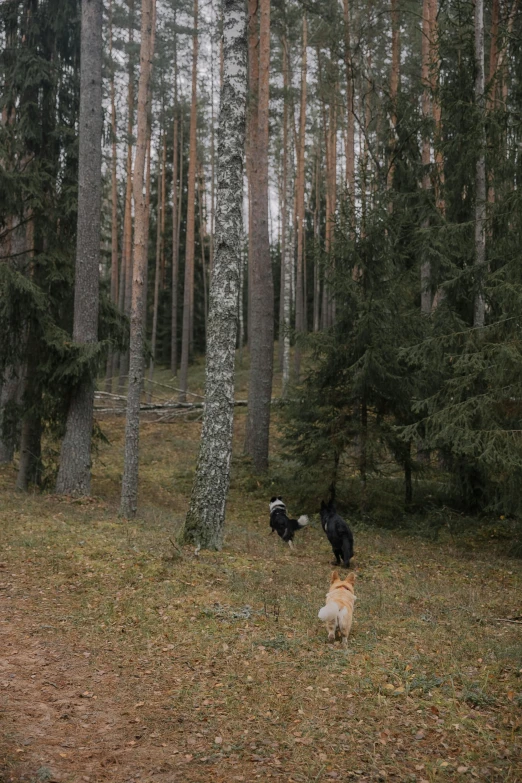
[1,373,521,783]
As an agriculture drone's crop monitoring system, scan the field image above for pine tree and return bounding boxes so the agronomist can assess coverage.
[179,0,198,402]
[244,0,274,472]
[120,0,156,518]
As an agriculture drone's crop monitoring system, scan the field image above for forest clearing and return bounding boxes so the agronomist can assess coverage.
[1,365,521,783]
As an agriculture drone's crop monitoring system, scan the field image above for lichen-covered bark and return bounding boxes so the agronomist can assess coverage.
[120,0,156,518]
[55,0,103,496]
[184,0,247,550]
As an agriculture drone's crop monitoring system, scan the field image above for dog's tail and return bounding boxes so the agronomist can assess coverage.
[297,515,309,528]
[318,602,340,622]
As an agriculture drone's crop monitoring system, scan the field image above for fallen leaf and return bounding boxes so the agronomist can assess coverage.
[457,766,468,773]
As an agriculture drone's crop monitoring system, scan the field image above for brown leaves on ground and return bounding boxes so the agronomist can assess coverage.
[0,412,521,782]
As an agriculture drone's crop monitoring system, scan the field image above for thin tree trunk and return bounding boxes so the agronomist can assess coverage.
[281,38,293,396]
[171,76,182,376]
[198,160,209,336]
[179,0,198,402]
[106,0,119,392]
[56,0,103,496]
[420,0,432,316]
[148,142,163,400]
[343,0,355,200]
[244,0,273,472]
[120,0,156,518]
[171,58,179,374]
[430,0,445,221]
[118,0,135,394]
[294,15,307,381]
[387,0,400,193]
[246,0,259,350]
[313,144,321,333]
[474,0,486,328]
[278,131,285,372]
[184,0,247,549]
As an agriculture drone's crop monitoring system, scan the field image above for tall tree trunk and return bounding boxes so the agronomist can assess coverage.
[343,0,355,200]
[171,54,180,375]
[118,0,135,394]
[106,0,119,392]
[179,0,198,402]
[294,15,307,381]
[420,0,432,315]
[313,144,321,333]
[246,0,259,350]
[474,0,486,328]
[56,0,103,496]
[430,0,445,220]
[244,0,273,472]
[120,0,156,518]
[198,159,209,336]
[387,0,400,193]
[281,36,293,396]
[159,128,167,288]
[184,0,246,549]
[148,142,163,399]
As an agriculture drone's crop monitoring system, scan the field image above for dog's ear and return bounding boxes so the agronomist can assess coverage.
[320,500,326,511]
[330,570,340,584]
[277,496,283,501]
[345,573,356,585]
[270,496,277,503]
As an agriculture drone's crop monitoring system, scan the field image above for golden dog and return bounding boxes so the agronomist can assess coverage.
[318,571,356,645]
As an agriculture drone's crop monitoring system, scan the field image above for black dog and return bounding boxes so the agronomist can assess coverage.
[269,497,308,548]
[320,499,354,568]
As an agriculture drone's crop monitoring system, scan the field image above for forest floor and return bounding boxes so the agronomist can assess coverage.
[1,367,522,783]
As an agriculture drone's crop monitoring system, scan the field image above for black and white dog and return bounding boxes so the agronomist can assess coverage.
[320,499,354,568]
[269,497,308,548]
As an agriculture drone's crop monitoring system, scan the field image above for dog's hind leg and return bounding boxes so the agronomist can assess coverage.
[287,539,294,549]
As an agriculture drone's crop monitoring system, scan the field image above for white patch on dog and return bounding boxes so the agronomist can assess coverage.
[269,499,286,513]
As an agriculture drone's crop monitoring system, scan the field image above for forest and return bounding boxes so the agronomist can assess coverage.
[1,0,522,781]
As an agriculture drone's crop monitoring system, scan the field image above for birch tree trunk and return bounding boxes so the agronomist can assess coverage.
[55,0,103,496]
[179,0,198,401]
[184,0,246,550]
[474,0,486,328]
[244,0,273,472]
[120,0,156,518]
